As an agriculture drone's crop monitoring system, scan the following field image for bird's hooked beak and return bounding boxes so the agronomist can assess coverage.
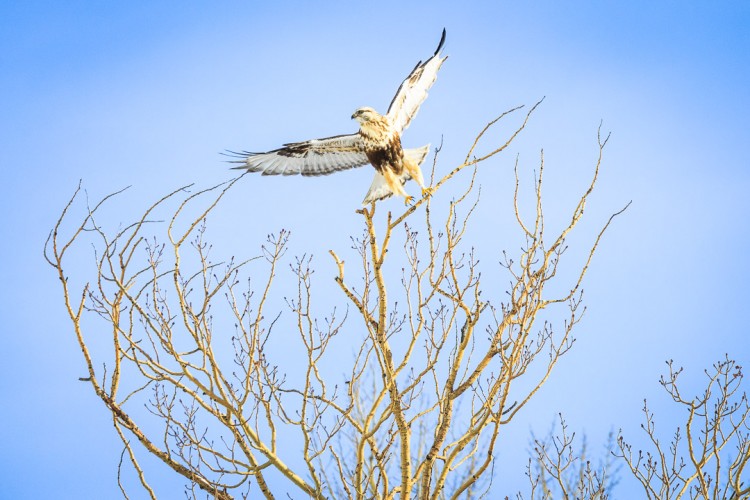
[351,110,359,120]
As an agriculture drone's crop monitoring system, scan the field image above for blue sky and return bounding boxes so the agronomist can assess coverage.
[2,1,749,497]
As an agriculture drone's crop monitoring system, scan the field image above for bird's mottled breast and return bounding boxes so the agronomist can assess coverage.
[359,116,404,174]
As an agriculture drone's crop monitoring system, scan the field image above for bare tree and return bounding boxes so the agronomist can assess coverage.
[45,100,625,499]
[616,357,750,499]
[515,357,750,500]
[520,414,619,500]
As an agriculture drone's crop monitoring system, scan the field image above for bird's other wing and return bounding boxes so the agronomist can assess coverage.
[227,133,369,176]
[385,29,447,134]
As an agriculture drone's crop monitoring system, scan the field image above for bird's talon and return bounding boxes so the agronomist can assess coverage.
[421,187,434,198]
[404,196,414,206]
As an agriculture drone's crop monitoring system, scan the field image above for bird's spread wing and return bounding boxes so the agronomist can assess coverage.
[228,133,369,176]
[386,29,447,134]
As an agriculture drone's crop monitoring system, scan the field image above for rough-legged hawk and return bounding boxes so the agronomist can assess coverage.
[229,30,447,205]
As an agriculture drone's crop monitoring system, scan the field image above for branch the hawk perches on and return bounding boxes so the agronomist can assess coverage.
[228,29,447,205]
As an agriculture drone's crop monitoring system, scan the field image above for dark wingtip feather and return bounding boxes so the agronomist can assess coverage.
[435,28,447,56]
[221,149,251,159]
[220,150,252,168]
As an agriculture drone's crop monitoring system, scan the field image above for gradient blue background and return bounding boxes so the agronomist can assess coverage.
[2,2,749,497]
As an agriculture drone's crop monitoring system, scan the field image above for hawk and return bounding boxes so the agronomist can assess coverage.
[229,29,447,205]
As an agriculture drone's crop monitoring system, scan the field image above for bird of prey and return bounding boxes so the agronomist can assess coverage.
[229,29,447,205]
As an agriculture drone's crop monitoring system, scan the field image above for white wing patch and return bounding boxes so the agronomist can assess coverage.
[386,29,448,134]
[227,134,369,177]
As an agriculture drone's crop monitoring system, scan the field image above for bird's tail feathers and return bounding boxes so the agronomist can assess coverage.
[405,144,430,166]
[362,172,393,205]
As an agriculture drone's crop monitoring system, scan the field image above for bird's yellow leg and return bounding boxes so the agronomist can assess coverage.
[421,186,434,198]
[404,195,414,205]
[382,168,410,204]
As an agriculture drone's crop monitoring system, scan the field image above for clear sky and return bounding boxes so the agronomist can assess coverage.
[1,1,749,497]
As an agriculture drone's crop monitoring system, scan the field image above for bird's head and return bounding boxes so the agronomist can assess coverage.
[351,107,379,124]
